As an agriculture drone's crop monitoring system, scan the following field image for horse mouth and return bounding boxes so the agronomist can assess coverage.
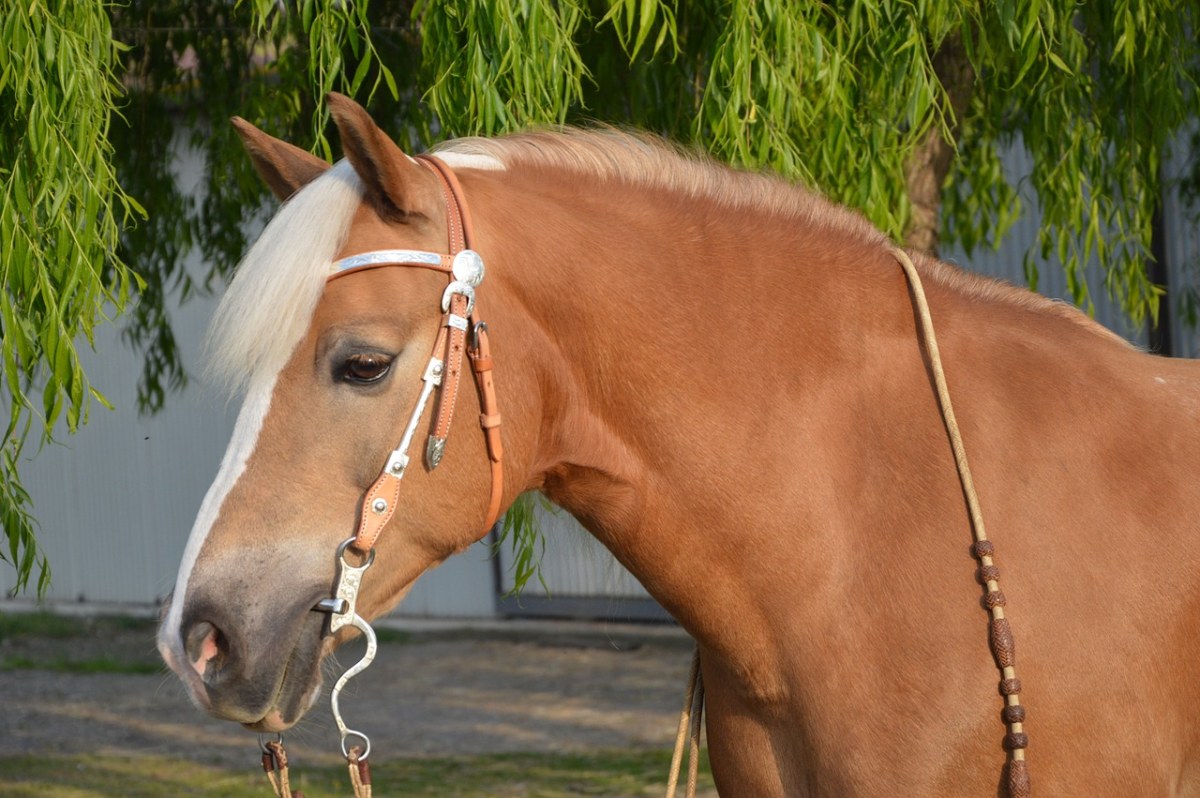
[236,601,344,732]
[239,638,327,732]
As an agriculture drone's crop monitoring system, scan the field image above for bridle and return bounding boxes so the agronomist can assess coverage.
[302,154,504,769]
[332,154,504,552]
[263,158,1032,798]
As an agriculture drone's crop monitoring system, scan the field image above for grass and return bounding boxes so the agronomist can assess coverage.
[0,612,711,794]
[0,750,713,797]
[0,654,163,674]
[372,626,412,644]
[0,611,157,641]
[0,611,94,640]
[0,611,163,675]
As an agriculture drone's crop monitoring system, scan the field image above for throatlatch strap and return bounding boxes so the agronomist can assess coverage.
[468,317,504,530]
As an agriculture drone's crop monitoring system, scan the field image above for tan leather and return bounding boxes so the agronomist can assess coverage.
[420,157,473,454]
[422,155,504,532]
[354,472,403,551]
[431,292,470,447]
[468,319,504,529]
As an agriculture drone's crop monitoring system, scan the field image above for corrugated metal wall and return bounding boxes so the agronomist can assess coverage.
[941,136,1198,357]
[3,138,1197,617]
[1164,137,1200,359]
[492,503,665,620]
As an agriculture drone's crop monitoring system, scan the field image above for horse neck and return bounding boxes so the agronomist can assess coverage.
[472,167,973,677]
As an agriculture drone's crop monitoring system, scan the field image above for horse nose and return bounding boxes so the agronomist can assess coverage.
[184,619,230,681]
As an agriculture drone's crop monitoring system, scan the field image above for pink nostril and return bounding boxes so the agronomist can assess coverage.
[184,621,227,680]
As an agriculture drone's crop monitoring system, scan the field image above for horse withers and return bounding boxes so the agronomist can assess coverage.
[158,93,1200,796]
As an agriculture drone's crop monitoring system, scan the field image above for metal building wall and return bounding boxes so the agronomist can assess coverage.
[1163,138,1200,359]
[941,137,1199,356]
[493,502,667,621]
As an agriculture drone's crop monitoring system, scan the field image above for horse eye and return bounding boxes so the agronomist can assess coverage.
[340,353,393,385]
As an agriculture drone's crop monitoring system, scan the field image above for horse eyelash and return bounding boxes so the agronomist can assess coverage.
[338,352,394,385]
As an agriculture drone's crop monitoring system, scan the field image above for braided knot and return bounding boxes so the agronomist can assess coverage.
[1007,759,1031,798]
[989,618,1017,668]
[984,590,1008,609]
[977,564,1001,584]
[1003,732,1029,751]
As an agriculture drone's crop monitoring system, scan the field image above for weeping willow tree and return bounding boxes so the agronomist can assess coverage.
[4,0,1199,593]
[1,4,139,593]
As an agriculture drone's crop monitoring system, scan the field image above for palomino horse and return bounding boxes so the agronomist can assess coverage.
[158,93,1200,796]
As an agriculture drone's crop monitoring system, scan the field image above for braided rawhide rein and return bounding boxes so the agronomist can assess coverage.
[262,740,372,798]
[976,538,1030,792]
[891,248,1030,796]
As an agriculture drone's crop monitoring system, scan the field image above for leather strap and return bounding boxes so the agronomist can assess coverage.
[326,155,505,553]
[469,321,504,529]
[420,156,504,534]
[419,157,471,464]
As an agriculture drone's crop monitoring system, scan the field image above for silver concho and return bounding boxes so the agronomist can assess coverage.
[451,250,485,287]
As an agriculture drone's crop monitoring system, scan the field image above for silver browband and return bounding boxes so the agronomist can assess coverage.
[332,249,443,273]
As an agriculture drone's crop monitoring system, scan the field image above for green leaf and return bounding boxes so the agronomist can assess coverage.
[88,386,114,411]
[1046,50,1071,74]
[350,51,371,95]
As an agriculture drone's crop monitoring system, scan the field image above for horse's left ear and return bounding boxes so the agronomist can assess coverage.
[327,92,437,221]
[231,117,330,201]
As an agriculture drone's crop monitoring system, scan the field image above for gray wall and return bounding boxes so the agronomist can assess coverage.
[941,136,1198,357]
[3,139,1197,616]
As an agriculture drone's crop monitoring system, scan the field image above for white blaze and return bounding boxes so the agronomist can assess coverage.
[160,373,278,648]
[158,160,363,663]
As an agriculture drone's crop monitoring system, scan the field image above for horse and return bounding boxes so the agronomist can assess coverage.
[157,92,1200,796]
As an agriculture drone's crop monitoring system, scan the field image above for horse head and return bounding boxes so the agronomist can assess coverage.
[157,94,514,732]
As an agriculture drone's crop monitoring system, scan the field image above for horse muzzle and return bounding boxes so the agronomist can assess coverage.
[157,587,330,729]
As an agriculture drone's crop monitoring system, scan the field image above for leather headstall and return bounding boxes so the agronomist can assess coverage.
[326,155,504,554]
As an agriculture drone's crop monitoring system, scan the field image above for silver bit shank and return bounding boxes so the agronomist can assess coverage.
[330,612,377,760]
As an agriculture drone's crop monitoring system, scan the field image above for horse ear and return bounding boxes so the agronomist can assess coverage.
[231,117,330,201]
[326,92,435,220]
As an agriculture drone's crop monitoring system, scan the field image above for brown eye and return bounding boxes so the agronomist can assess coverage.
[341,353,393,384]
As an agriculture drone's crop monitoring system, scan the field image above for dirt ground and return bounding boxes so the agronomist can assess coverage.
[0,617,700,771]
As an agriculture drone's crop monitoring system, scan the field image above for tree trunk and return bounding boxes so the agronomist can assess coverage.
[904,35,975,257]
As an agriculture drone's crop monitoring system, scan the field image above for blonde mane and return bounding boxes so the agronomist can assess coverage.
[439,128,1126,345]
[205,159,365,394]
[437,128,889,245]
